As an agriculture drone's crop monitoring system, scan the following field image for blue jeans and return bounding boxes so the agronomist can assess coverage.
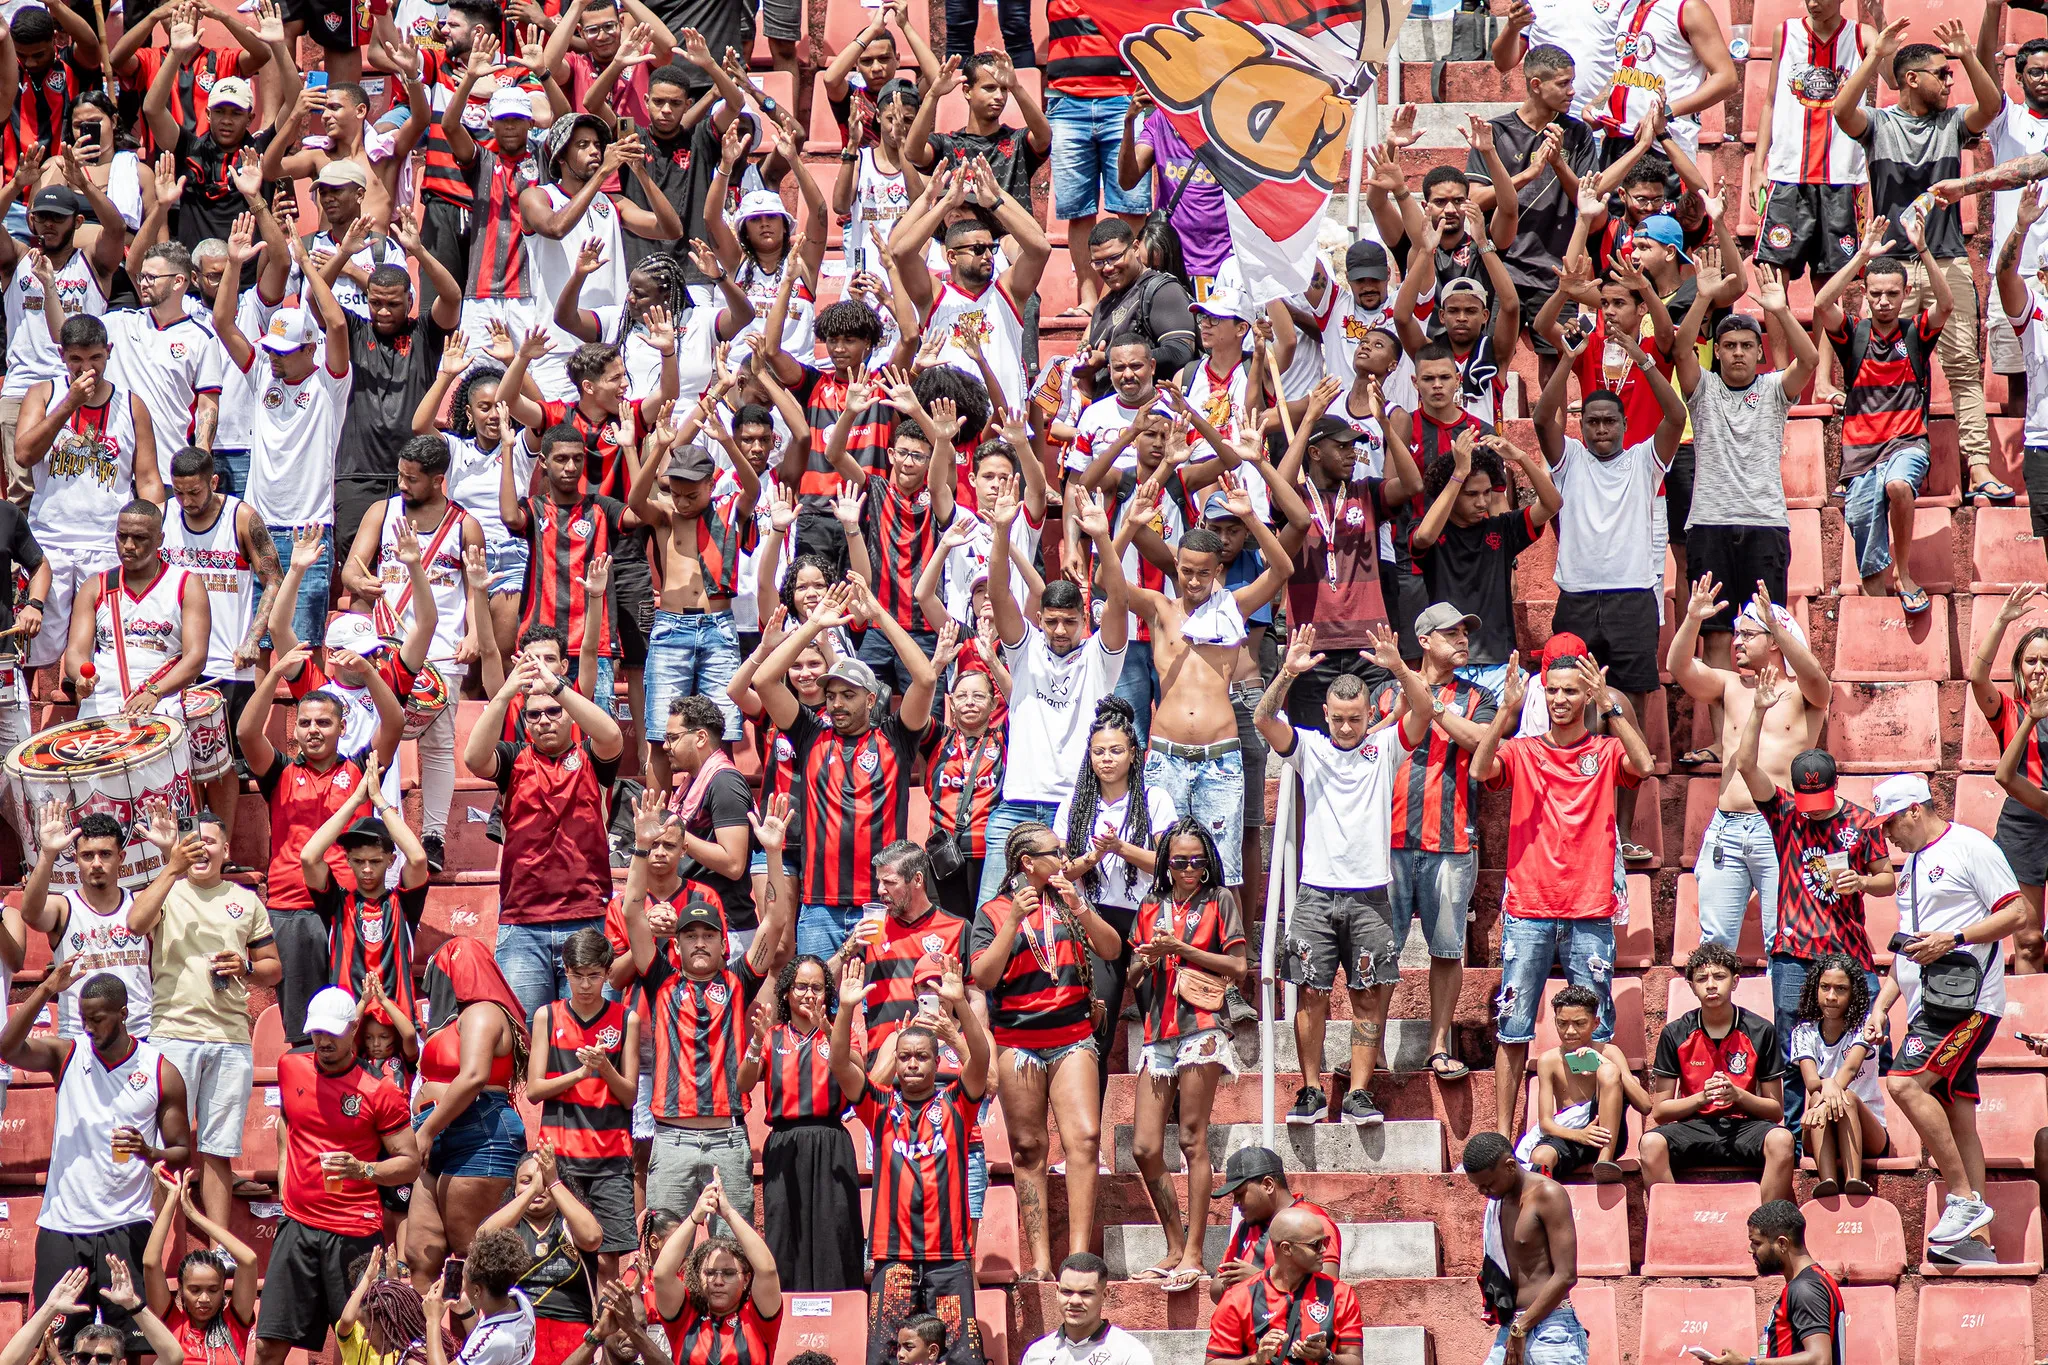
[1388,848,1476,959]
[1143,742,1245,885]
[1454,660,1512,702]
[1048,93,1151,219]
[595,656,617,713]
[1771,954,1887,1133]
[797,902,864,962]
[485,539,529,595]
[213,448,250,498]
[646,609,743,741]
[496,916,607,1022]
[1113,639,1156,746]
[855,623,937,700]
[1697,809,1782,951]
[1843,444,1931,580]
[975,799,1061,908]
[1495,913,1616,1045]
[1485,1303,1588,1365]
[264,523,330,650]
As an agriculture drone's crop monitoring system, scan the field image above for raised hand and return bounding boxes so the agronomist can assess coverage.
[1686,572,1725,624]
[2000,582,2044,625]
[438,331,470,377]
[832,479,866,529]
[749,792,793,855]
[1282,624,1325,675]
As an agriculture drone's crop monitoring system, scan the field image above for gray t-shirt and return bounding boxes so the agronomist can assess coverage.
[1854,105,1968,261]
[1685,370,1795,529]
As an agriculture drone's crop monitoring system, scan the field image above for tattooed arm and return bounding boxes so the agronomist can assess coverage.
[238,509,284,670]
[1932,152,2048,204]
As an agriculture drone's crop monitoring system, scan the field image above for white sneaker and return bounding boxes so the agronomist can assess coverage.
[1929,1192,1994,1245]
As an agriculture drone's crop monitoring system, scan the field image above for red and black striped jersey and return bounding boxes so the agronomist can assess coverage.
[862,472,949,631]
[792,366,893,507]
[1767,1265,1846,1365]
[784,708,925,908]
[1045,0,1133,97]
[1372,676,1498,855]
[859,905,969,1057]
[417,51,542,209]
[1208,1271,1365,1360]
[1221,1198,1345,1271]
[538,998,633,1161]
[538,398,647,501]
[921,726,1004,861]
[678,491,759,600]
[756,715,804,860]
[761,1022,845,1120]
[1831,314,1940,474]
[969,896,1094,1049]
[316,881,426,1026]
[639,951,768,1121]
[518,493,624,659]
[1132,889,1246,1045]
[853,1077,979,1263]
[661,1298,781,1365]
[463,143,540,300]
[1996,693,2048,790]
[3,58,96,180]
[127,48,242,151]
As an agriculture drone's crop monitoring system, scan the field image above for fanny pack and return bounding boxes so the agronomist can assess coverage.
[1901,846,1987,1018]
[1175,965,1230,1013]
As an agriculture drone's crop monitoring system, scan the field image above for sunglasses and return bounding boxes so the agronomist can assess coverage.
[1168,855,1210,870]
[1025,845,1064,860]
[75,1355,119,1364]
[526,705,566,720]
[951,241,996,256]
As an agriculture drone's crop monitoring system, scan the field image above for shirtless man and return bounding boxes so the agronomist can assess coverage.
[263,73,431,235]
[1462,1129,1586,1365]
[1127,470,1296,887]
[1668,574,1830,959]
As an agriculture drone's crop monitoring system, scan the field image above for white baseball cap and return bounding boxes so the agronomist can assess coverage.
[1194,288,1253,323]
[1872,773,1932,820]
[488,87,535,121]
[259,308,317,354]
[324,613,381,656]
[304,987,359,1037]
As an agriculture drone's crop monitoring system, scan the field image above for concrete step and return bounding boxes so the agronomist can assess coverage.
[1123,1018,1445,1075]
[1107,1120,1446,1176]
[1101,1222,1437,1280]
[1124,1327,1433,1365]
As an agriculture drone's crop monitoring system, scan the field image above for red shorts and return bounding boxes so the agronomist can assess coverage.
[531,1314,592,1365]
[1895,1008,1997,1104]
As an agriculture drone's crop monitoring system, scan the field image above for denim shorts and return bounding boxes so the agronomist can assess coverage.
[1140,1026,1239,1077]
[1485,1302,1588,1365]
[415,1089,527,1178]
[1388,848,1476,960]
[1495,914,1615,1046]
[485,539,529,596]
[1843,443,1931,579]
[646,609,743,741]
[1143,742,1245,885]
[1048,93,1151,220]
[1009,1036,1099,1071]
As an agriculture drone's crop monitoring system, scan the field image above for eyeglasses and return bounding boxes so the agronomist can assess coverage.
[75,1353,120,1364]
[951,241,996,256]
[1168,855,1210,870]
[1091,248,1129,271]
[526,705,565,720]
[1913,66,1954,82]
[137,272,183,286]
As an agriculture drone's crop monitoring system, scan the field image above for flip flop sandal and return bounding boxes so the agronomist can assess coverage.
[1427,1051,1470,1081]
[1162,1267,1206,1294]
[1677,748,1720,767]
[1620,842,1655,863]
[1843,1179,1874,1197]
[1811,1178,1840,1199]
[233,1179,274,1198]
[1128,1265,1173,1282]
[1900,586,1932,616]
[1593,1160,1625,1184]
[1970,478,2019,504]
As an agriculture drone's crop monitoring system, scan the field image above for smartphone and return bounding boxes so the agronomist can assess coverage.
[1684,1349,1716,1362]
[2017,1032,2048,1046]
[440,1256,465,1299]
[307,71,330,92]
[1564,1048,1603,1075]
[1886,932,1916,955]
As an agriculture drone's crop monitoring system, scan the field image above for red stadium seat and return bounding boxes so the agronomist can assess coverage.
[1830,594,1953,682]
[1983,975,2048,1070]
[420,884,500,952]
[1785,508,1824,598]
[1627,776,1667,867]
[1570,1284,1620,1365]
[0,1197,43,1293]
[1671,873,1766,969]
[233,1095,284,1181]
[1642,1183,1762,1277]
[976,1184,1020,1284]
[0,1086,55,1177]
[1842,1285,1901,1365]
[1802,1192,1909,1283]
[1868,893,1899,966]
[770,1290,869,1364]
[1617,876,1655,969]
[1784,420,1829,509]
[1825,683,1942,771]
[973,1289,1009,1365]
[1563,1183,1631,1276]
[1923,421,1967,508]
[1976,1073,2048,1167]
[252,1005,287,1085]
[1971,507,2046,593]
[1920,1181,2043,1275]
[1916,1282,2035,1365]
[1837,508,1954,596]
[1680,776,1720,870]
[225,1199,282,1281]
[1960,699,2008,773]
[982,1100,1013,1174]
[1957,775,2010,839]
[1740,59,1772,143]
[1532,975,1648,1070]
[1636,1285,1756,1364]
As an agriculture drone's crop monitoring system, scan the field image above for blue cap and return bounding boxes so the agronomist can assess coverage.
[1636,215,1693,263]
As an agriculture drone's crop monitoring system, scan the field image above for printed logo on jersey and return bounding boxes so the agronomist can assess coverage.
[705,983,728,1006]
[922,933,945,954]
[596,1026,622,1049]
[127,1068,148,1089]
[1788,62,1842,109]
[1577,752,1601,776]
[340,1093,362,1117]
[361,912,388,946]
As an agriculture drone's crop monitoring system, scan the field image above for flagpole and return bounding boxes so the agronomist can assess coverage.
[1346,69,1380,236]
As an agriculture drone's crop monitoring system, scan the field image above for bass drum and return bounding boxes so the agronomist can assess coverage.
[7,715,196,890]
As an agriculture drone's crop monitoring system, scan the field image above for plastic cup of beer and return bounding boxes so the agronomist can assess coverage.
[111,1126,134,1163]
[322,1153,348,1193]
[1824,851,1850,888]
[859,902,888,940]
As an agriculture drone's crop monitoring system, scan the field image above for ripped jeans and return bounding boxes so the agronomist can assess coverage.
[1494,913,1616,1046]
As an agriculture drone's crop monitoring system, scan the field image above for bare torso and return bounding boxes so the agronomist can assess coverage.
[1499,1179,1561,1312]
[656,518,720,614]
[1147,594,1240,746]
[1715,669,1824,812]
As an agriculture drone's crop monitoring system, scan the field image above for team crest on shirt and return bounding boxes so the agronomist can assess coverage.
[596,1026,622,1049]
[127,1069,148,1090]
[1838,828,1860,850]
[571,519,592,538]
[858,749,880,774]
[196,69,217,93]
[341,1093,362,1117]
[169,342,187,360]
[264,387,285,410]
[47,67,66,95]
[922,934,944,954]
[1838,234,1859,259]
[816,1041,830,1060]
[1363,743,1379,761]
[1726,1051,1748,1075]
[1929,865,1946,882]
[1766,223,1794,251]
[1344,505,1365,526]
[334,771,352,790]
[362,914,388,945]
[1305,1301,1329,1324]
[564,750,583,772]
[705,983,729,1006]
[1577,753,1600,776]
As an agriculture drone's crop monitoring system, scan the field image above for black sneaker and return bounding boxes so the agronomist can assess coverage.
[1341,1089,1384,1126]
[1223,985,1257,1026]
[1286,1085,1327,1125]
[421,833,446,875]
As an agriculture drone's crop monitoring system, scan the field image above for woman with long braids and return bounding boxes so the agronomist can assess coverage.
[738,954,863,1291]
[344,1262,455,1365]
[1055,695,1176,1090]
[408,939,532,1288]
[971,820,1125,1279]
[142,1167,259,1365]
[554,245,755,404]
[1968,582,2048,972]
[1128,818,1247,1293]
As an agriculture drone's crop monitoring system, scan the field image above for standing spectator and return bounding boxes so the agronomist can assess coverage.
[818,1,941,145]
[2,958,192,1350]
[1474,646,1655,1137]
[1588,0,1737,161]
[828,951,990,1365]
[1462,1130,1584,1365]
[1833,17,2010,504]
[1748,0,1877,288]
[1117,93,1228,294]
[527,929,638,1274]
[1975,2,2048,401]
[905,53,1050,208]
[105,243,222,481]
[921,666,1006,917]
[1641,945,1796,1205]
[657,695,759,944]
[1205,1206,1363,1365]
[461,653,629,1020]
[1373,605,1501,1083]
[143,15,286,265]
[299,764,432,1040]
[1970,581,2048,972]
[1019,1255,1154,1365]
[128,809,282,1237]
[1045,0,1147,320]
[1491,0,1617,118]
[22,805,158,1042]
[1256,624,1436,1126]
[1079,224,1192,377]
[834,843,969,1063]
[1702,1204,1846,1365]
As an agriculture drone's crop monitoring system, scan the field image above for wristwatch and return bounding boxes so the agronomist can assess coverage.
[1954,931,1969,948]
[1508,1322,1529,1341]
[1602,703,1623,719]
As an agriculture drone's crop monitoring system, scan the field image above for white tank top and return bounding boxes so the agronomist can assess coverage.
[2,249,108,401]
[52,888,151,1041]
[1597,0,1707,151]
[1766,17,1870,186]
[1525,0,1619,118]
[927,280,1026,412]
[28,388,138,554]
[82,562,190,718]
[446,435,532,552]
[41,1037,161,1233]
[532,183,625,350]
[161,495,254,682]
[373,496,469,674]
[847,148,911,273]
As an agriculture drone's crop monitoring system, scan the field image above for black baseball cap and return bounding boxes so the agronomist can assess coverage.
[1345,240,1390,282]
[674,895,724,931]
[1789,749,1839,815]
[1309,415,1357,445]
[30,187,83,217]
[336,816,395,852]
[1215,1145,1287,1196]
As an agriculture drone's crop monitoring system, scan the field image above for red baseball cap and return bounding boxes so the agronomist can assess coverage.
[911,954,949,989]
[1540,632,1591,670]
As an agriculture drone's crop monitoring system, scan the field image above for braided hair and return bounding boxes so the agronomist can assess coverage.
[359,1278,453,1365]
[1001,821,1096,1002]
[1061,696,1153,900]
[615,253,693,349]
[449,365,504,441]
[1145,816,1225,901]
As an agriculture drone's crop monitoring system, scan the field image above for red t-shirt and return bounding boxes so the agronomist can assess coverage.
[1485,733,1640,920]
[1207,1271,1365,1360]
[276,1048,410,1235]
[1573,316,1678,450]
[163,1308,251,1365]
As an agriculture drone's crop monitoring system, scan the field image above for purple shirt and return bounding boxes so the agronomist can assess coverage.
[1141,115,1230,276]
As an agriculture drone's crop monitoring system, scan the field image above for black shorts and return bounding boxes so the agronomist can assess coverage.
[559,1155,638,1253]
[1754,183,1864,283]
[34,1222,150,1351]
[1895,1007,1997,1104]
[1517,283,1559,358]
[613,571,653,668]
[1996,800,2048,887]
[255,1219,383,1350]
[1665,442,1695,546]
[1551,589,1663,695]
[283,0,357,49]
[1652,1113,1780,1170]
[1684,524,1791,634]
[1531,1110,1633,1179]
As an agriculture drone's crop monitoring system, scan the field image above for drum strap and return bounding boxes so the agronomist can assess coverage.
[373,504,466,641]
[105,567,181,702]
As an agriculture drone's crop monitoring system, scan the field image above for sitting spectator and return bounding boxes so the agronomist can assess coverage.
[1208,1147,1342,1306]
[1205,1206,1363,1365]
[1521,983,1651,1183]
[1641,945,1795,1205]
[1791,953,1890,1198]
